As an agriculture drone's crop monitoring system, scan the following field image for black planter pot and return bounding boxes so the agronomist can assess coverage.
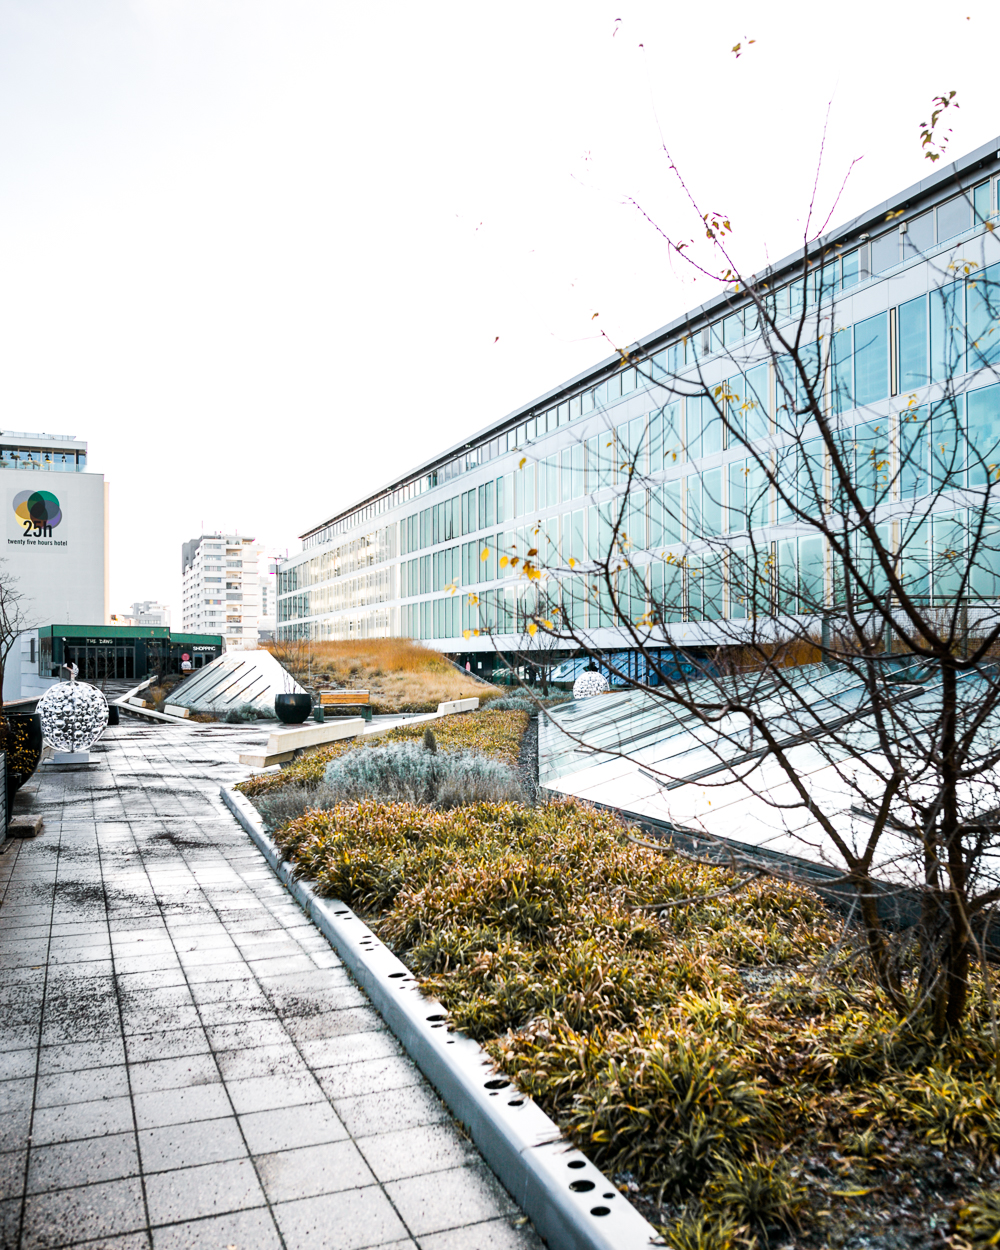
[3,712,44,809]
[274,693,312,725]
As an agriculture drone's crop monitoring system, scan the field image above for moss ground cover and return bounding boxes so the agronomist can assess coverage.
[237,707,528,799]
[268,795,1000,1246]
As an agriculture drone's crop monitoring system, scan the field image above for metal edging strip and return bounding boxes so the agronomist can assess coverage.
[220,783,659,1250]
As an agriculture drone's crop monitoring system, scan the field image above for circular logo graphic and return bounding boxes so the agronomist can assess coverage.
[13,490,62,531]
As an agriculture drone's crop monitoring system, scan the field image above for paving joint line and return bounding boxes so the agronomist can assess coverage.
[95,820,154,1245]
[111,748,290,1248]
[109,734,424,1249]
[15,828,56,1250]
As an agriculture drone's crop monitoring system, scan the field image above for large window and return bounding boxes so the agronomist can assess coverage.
[898,295,928,391]
[853,312,889,406]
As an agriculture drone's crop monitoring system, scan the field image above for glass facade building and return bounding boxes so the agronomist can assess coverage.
[277,137,1000,660]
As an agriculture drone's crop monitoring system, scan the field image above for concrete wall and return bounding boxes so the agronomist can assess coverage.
[2,469,108,700]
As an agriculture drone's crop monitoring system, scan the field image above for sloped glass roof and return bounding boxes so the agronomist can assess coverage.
[539,663,1000,886]
[166,650,304,715]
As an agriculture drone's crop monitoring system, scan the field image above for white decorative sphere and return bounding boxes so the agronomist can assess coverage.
[573,670,610,699]
[37,682,109,752]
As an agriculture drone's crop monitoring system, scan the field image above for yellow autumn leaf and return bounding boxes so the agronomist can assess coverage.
[543,620,553,629]
[481,548,490,561]
[499,556,509,568]
[462,629,471,640]
[527,623,538,636]
[568,557,576,568]
[519,457,527,469]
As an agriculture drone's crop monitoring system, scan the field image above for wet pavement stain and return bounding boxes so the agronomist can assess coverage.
[0,717,540,1250]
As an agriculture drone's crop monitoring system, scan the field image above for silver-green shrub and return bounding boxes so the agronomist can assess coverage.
[256,782,339,831]
[322,742,522,810]
[488,694,536,713]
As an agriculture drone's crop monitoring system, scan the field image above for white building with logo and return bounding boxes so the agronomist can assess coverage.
[181,534,261,650]
[1,431,109,700]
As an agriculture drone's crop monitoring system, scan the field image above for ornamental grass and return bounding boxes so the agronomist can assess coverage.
[272,797,1000,1245]
[265,637,501,713]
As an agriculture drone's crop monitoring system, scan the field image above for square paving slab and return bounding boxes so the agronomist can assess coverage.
[0,719,542,1250]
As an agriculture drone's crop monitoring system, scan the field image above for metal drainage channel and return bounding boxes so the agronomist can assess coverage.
[221,785,659,1250]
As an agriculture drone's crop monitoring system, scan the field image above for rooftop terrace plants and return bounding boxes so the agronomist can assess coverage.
[271,794,1000,1242]
[236,707,528,799]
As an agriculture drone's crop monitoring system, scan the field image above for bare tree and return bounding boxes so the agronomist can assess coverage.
[472,125,1000,1033]
[0,560,31,702]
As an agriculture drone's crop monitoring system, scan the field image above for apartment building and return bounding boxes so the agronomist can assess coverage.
[181,534,262,650]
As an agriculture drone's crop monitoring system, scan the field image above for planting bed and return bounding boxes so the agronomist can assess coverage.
[265,637,501,713]
[237,707,528,799]
[240,707,1000,1249]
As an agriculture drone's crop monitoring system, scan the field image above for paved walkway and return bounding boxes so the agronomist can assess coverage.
[0,719,541,1250]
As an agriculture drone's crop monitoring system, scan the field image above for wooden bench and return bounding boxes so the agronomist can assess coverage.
[320,689,372,721]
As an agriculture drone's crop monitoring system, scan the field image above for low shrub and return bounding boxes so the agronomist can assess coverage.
[254,782,337,831]
[320,742,522,809]
[237,708,528,798]
[273,794,1000,1241]
[223,703,271,724]
[703,1152,807,1236]
[488,693,536,713]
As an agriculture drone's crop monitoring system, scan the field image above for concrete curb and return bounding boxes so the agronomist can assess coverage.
[220,784,659,1250]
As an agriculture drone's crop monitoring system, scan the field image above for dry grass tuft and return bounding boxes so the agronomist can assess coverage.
[266,638,499,713]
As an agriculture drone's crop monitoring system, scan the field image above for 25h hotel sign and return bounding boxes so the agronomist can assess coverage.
[8,489,68,548]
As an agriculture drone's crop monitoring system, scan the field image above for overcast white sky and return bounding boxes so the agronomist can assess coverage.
[0,0,996,617]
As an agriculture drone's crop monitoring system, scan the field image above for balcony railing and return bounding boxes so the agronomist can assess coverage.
[0,454,85,472]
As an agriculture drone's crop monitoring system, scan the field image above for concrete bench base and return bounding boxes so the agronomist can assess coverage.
[437,697,479,715]
[239,716,365,769]
[237,749,296,768]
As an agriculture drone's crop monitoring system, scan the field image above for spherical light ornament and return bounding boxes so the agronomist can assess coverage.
[573,670,610,699]
[37,682,109,753]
